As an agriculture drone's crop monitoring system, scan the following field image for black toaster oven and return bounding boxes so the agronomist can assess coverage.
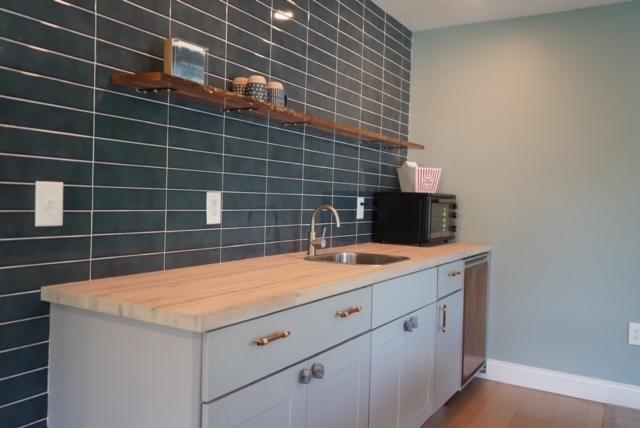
[373,192,457,246]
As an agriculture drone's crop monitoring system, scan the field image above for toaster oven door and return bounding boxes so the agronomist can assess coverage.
[429,198,456,240]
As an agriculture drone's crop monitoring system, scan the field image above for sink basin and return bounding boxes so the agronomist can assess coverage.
[305,252,409,265]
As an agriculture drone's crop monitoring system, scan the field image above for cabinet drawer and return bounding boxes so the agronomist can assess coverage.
[372,268,437,328]
[437,260,464,298]
[202,334,371,428]
[202,287,371,401]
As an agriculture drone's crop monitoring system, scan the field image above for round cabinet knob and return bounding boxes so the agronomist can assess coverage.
[411,316,419,330]
[311,363,325,379]
[299,368,312,384]
[404,316,419,332]
[404,318,415,332]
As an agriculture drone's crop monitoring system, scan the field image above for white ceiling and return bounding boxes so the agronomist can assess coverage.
[375,0,631,31]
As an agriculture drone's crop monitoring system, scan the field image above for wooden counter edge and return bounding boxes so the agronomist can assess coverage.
[41,244,491,333]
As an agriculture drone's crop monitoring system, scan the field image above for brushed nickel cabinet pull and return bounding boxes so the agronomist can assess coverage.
[442,305,448,333]
[336,305,364,318]
[448,271,462,277]
[253,330,291,346]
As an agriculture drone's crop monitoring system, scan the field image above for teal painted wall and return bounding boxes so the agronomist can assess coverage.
[410,2,640,386]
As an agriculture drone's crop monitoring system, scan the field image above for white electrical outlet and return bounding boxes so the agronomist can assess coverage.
[206,191,221,225]
[356,197,365,220]
[629,322,640,346]
[35,181,64,227]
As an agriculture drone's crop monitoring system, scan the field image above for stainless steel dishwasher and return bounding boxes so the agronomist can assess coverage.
[461,253,489,387]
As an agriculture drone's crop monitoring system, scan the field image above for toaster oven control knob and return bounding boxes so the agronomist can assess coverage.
[450,226,458,232]
[451,203,458,210]
[450,212,457,219]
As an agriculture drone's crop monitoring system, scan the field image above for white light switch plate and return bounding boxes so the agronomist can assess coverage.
[356,197,365,220]
[206,191,221,225]
[629,322,640,346]
[35,181,64,227]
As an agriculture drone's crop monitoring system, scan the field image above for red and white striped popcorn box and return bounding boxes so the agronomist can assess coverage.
[398,162,442,193]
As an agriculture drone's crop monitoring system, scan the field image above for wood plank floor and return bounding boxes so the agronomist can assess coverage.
[422,379,638,428]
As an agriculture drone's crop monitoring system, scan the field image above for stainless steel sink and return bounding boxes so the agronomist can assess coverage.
[305,252,409,265]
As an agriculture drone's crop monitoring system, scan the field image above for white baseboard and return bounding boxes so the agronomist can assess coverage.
[478,359,640,410]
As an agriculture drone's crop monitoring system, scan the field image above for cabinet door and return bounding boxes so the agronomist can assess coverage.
[404,304,436,428]
[306,334,371,428]
[434,290,463,411]
[370,305,436,428]
[370,317,406,428]
[202,362,306,428]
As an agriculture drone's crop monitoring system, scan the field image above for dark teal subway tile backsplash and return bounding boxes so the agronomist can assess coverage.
[0,0,411,424]
[0,395,48,428]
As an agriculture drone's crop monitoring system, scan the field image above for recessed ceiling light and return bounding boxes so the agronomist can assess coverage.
[273,10,294,21]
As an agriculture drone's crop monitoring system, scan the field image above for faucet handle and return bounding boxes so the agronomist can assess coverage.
[319,227,327,248]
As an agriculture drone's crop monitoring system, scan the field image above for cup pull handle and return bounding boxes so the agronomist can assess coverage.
[253,330,291,346]
[336,306,364,318]
[448,271,462,277]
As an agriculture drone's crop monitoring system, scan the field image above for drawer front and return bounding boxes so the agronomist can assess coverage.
[372,268,437,328]
[202,287,371,401]
[437,260,464,298]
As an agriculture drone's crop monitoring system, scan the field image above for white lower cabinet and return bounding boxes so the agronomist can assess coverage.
[370,304,437,428]
[203,333,371,428]
[48,259,484,428]
[433,290,464,411]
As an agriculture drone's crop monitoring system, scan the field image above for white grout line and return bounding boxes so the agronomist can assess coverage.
[0,7,93,40]
[0,315,49,327]
[0,290,42,299]
[0,341,49,355]
[17,418,48,428]
[0,392,48,410]
[0,367,48,383]
[97,11,167,40]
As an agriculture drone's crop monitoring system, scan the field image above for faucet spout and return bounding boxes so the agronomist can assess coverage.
[313,204,341,228]
[308,204,341,256]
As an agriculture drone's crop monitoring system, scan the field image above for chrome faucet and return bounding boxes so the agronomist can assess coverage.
[308,204,341,256]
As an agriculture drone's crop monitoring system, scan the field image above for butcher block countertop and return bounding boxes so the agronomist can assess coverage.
[41,242,490,332]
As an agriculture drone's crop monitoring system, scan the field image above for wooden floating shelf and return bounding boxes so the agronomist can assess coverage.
[111,72,423,150]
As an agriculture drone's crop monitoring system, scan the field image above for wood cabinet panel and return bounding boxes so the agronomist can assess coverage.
[462,259,488,386]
